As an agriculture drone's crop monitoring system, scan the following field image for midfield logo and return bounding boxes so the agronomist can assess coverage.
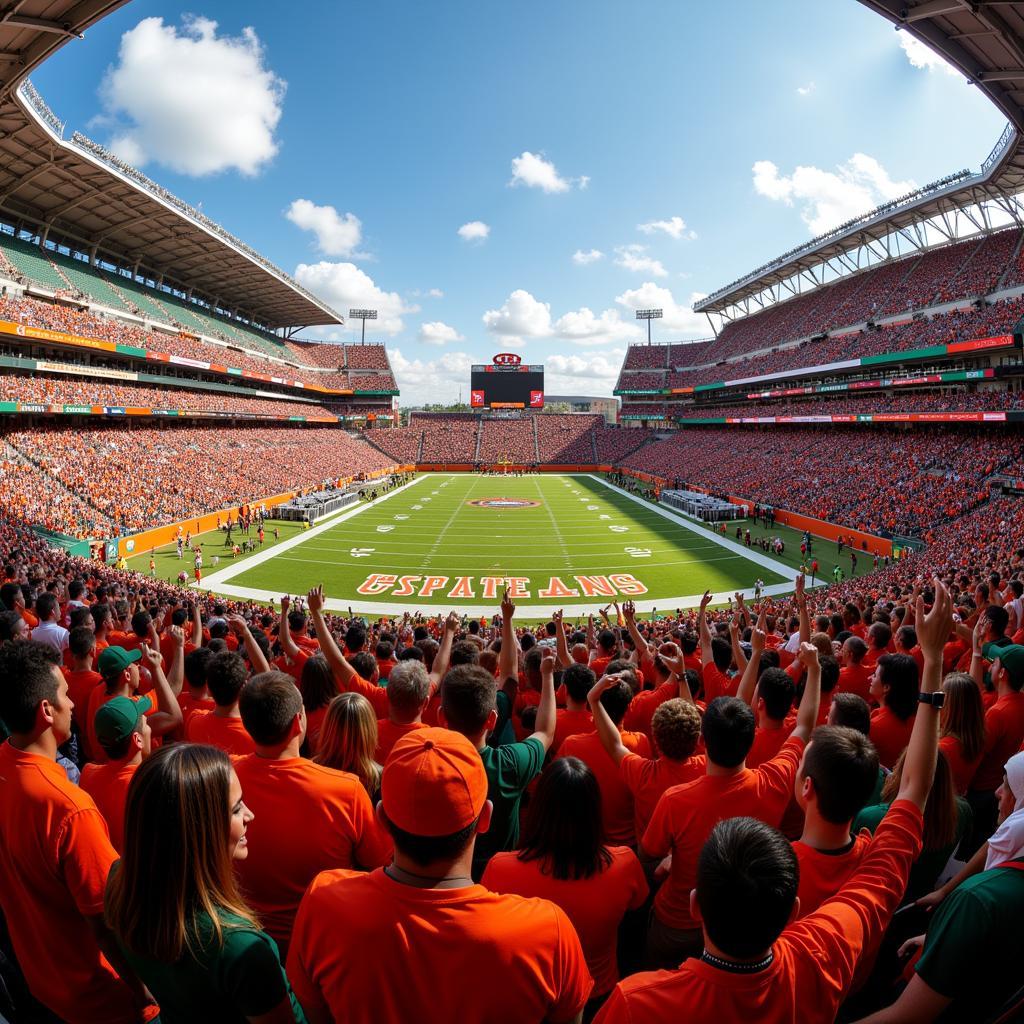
[467,498,542,509]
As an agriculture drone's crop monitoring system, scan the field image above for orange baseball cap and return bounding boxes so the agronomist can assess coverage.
[382,728,488,837]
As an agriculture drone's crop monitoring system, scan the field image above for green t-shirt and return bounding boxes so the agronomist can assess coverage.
[853,798,972,903]
[118,909,306,1024]
[473,734,546,878]
[915,865,1024,1022]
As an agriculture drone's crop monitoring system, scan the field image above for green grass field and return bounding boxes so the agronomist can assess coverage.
[127,473,863,617]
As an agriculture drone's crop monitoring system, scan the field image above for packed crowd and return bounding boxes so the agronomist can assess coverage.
[0,460,1022,1021]
[0,295,398,393]
[477,417,537,463]
[0,374,332,420]
[625,425,1024,538]
[679,387,1024,420]
[2,425,394,537]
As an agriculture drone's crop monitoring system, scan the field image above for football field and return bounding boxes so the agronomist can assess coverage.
[180,473,822,617]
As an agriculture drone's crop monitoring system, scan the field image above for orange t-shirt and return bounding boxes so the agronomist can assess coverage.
[620,752,706,842]
[938,734,982,796]
[793,831,871,917]
[79,760,138,854]
[869,706,915,770]
[560,730,651,845]
[553,708,594,755]
[286,868,592,1022]
[233,756,391,953]
[974,691,1024,791]
[836,663,872,702]
[642,737,805,930]
[342,672,388,717]
[62,667,103,731]
[0,743,141,1024]
[305,704,329,754]
[375,719,428,763]
[702,664,735,702]
[747,723,793,768]
[177,691,216,737]
[622,681,677,742]
[186,711,255,756]
[482,847,647,997]
[596,802,924,1024]
[589,654,614,678]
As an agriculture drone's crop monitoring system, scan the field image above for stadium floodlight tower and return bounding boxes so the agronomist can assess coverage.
[348,308,378,344]
[635,308,663,346]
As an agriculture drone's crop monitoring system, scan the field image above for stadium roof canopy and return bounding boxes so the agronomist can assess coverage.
[696,1,1024,321]
[0,1,342,331]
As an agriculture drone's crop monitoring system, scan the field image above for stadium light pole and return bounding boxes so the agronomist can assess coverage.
[635,308,663,346]
[348,308,377,345]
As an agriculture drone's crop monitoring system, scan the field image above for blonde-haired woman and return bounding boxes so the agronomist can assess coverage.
[105,744,305,1023]
[314,692,383,803]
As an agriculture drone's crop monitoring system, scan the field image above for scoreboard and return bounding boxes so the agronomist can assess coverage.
[470,353,544,409]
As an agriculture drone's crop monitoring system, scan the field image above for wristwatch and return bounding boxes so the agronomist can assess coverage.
[918,691,945,708]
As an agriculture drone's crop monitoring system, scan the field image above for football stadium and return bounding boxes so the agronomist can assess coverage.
[1,2,1024,1023]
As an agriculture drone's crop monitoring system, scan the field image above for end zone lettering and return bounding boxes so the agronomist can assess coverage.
[355,573,649,599]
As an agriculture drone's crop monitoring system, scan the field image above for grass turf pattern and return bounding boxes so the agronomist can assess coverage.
[135,473,866,616]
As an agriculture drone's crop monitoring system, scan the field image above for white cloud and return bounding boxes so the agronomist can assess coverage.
[286,199,362,257]
[615,282,710,339]
[615,244,668,277]
[417,321,464,346]
[482,289,552,341]
[293,261,417,336]
[388,348,475,406]
[483,289,641,347]
[899,32,962,78]
[101,15,285,176]
[552,308,642,346]
[545,351,626,397]
[637,216,696,241]
[572,248,603,265]
[457,221,490,242]
[509,151,587,193]
[427,288,444,298]
[578,175,591,190]
[796,81,816,96]
[752,153,917,234]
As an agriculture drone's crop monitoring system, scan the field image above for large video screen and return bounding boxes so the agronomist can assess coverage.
[470,365,544,409]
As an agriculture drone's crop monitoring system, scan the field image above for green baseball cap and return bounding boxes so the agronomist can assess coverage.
[94,695,151,749]
[97,645,142,676]
[984,643,1024,688]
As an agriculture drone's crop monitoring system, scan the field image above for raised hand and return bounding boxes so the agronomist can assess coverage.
[444,610,460,634]
[307,584,325,614]
[798,641,819,668]
[917,578,953,660]
[280,594,290,613]
[540,647,556,675]
[699,590,712,611]
[622,600,636,623]
[500,586,515,622]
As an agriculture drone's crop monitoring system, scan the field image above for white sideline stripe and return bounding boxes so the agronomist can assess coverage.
[196,473,799,616]
[193,476,428,592]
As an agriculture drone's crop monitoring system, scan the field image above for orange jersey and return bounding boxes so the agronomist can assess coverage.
[287,868,592,1022]
[793,831,871,918]
[233,756,391,952]
[642,737,804,930]
[482,847,647,997]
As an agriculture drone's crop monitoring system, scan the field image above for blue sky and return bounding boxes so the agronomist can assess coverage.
[33,0,1007,404]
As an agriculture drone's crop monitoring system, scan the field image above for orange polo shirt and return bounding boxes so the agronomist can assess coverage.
[560,730,651,845]
[482,847,647,997]
[642,737,804,930]
[233,755,391,953]
[79,760,138,854]
[0,743,141,1024]
[596,801,923,1024]
[286,867,592,1022]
